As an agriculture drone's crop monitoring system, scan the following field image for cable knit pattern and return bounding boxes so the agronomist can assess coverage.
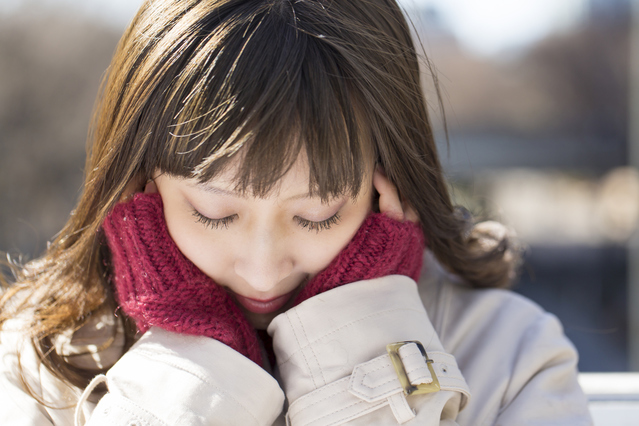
[102,193,262,365]
[294,212,425,305]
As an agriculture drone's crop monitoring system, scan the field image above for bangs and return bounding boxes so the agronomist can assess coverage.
[140,1,373,200]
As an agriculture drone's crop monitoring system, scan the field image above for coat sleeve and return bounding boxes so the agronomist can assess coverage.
[442,282,593,426]
[0,337,56,425]
[83,328,285,426]
[268,276,470,426]
[491,311,592,425]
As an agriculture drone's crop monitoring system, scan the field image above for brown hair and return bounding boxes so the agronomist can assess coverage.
[1,0,520,395]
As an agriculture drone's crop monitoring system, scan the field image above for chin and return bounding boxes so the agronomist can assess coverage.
[245,311,279,330]
[237,276,309,330]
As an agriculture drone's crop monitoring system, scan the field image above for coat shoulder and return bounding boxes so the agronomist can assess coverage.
[417,250,551,343]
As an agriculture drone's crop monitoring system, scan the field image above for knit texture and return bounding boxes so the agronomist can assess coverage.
[102,193,262,365]
[294,212,425,305]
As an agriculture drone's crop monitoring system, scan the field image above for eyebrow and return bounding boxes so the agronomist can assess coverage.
[194,182,313,201]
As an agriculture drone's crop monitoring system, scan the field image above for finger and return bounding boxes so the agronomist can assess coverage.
[373,168,405,222]
[119,174,148,202]
[144,180,158,193]
[404,204,420,223]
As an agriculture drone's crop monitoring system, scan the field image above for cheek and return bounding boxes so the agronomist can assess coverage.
[301,196,373,276]
[301,243,344,276]
[298,223,364,277]
[162,206,229,282]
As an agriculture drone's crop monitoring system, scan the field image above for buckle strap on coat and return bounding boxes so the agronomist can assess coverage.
[286,341,470,425]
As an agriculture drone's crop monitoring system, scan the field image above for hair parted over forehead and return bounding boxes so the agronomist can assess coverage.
[102,0,427,201]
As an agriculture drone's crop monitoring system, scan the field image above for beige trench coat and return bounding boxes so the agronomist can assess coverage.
[0,253,593,425]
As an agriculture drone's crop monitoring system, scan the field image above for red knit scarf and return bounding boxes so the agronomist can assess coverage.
[102,192,425,366]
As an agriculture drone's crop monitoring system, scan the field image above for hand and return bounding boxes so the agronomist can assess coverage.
[373,167,419,223]
[293,168,425,305]
[102,192,262,365]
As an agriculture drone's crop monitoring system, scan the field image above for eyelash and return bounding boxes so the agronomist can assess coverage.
[192,210,341,232]
[192,211,237,230]
[296,213,341,233]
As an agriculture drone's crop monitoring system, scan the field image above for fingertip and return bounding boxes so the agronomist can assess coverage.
[144,180,158,194]
[379,195,405,222]
[372,167,385,188]
[373,168,406,221]
[404,207,419,223]
[384,210,405,222]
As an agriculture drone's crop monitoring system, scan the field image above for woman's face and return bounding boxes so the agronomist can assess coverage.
[152,156,374,329]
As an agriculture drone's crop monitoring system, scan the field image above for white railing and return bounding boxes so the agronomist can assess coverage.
[579,373,639,425]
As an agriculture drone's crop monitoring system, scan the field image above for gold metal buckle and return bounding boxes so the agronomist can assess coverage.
[386,341,441,396]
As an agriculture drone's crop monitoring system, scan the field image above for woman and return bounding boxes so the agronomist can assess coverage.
[0,0,592,424]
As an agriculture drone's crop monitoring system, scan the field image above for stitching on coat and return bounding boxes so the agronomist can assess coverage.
[354,354,392,370]
[401,353,467,384]
[305,398,371,425]
[105,394,165,426]
[131,349,261,424]
[352,359,393,391]
[288,378,350,419]
[295,309,327,386]
[308,398,387,426]
[277,307,425,366]
[351,368,400,400]
[351,379,401,400]
[286,313,320,390]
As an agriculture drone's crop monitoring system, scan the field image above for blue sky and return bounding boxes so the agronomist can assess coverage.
[399,0,589,55]
[1,0,589,56]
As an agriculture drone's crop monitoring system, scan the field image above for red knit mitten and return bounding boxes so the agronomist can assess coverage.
[102,193,262,365]
[294,212,425,305]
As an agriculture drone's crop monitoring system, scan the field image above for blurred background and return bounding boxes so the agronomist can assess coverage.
[0,0,636,372]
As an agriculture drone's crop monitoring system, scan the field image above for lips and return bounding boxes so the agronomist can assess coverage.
[234,289,297,314]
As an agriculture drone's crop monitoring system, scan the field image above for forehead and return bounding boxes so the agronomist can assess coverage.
[189,149,376,203]
[195,150,313,198]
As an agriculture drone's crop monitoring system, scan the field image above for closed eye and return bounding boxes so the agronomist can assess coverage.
[295,212,341,233]
[192,210,237,230]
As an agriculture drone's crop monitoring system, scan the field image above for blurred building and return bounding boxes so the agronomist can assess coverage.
[589,0,631,22]
[405,2,633,371]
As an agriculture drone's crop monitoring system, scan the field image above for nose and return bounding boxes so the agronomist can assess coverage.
[234,226,294,293]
